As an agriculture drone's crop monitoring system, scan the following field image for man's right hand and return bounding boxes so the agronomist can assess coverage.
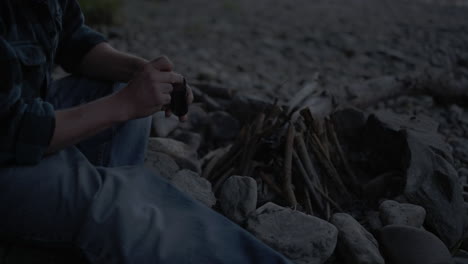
[115,56,184,121]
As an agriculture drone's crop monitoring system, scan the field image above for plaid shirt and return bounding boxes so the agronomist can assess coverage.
[0,0,106,165]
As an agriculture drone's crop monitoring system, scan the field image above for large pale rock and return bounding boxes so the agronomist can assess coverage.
[246,203,337,264]
[331,213,384,264]
[148,137,201,173]
[220,176,257,223]
[331,109,466,249]
[379,200,426,228]
[144,150,180,180]
[404,134,465,249]
[170,170,216,207]
[152,112,179,138]
[378,225,454,264]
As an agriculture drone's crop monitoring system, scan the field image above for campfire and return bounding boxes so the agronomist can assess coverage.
[144,70,468,264]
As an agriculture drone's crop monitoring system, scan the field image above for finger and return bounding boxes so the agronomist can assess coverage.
[152,72,184,84]
[158,83,173,94]
[179,114,188,122]
[150,56,174,72]
[186,85,194,104]
[158,93,171,105]
[165,109,172,118]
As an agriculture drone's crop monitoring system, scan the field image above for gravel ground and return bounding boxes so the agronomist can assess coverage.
[96,0,468,101]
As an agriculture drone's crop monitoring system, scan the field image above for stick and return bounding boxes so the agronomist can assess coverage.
[295,134,323,190]
[304,186,314,215]
[213,168,235,193]
[326,119,360,190]
[260,172,287,199]
[293,151,324,213]
[284,122,298,208]
[293,151,343,212]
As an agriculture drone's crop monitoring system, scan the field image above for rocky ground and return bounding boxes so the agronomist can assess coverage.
[93,0,468,263]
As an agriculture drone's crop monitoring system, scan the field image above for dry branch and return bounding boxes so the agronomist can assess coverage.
[284,122,298,208]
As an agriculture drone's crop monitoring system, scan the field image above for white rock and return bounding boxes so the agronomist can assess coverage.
[148,137,200,173]
[144,150,180,180]
[379,200,426,228]
[152,112,180,138]
[220,176,257,223]
[247,203,338,264]
[170,170,216,208]
[331,213,384,264]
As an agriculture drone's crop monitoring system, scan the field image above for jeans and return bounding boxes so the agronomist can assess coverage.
[0,76,292,264]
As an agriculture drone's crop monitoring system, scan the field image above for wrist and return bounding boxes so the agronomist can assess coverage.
[129,57,148,81]
[106,90,133,123]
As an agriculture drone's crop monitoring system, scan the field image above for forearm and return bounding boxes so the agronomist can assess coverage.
[46,92,128,154]
[78,42,148,82]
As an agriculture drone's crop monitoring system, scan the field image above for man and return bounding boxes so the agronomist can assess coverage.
[0,0,293,263]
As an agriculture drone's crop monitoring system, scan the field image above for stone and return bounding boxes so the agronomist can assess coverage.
[147,137,201,173]
[219,176,257,224]
[404,134,466,249]
[169,129,202,152]
[152,112,180,138]
[227,94,273,123]
[365,210,383,233]
[332,109,466,249]
[331,213,384,264]
[144,150,180,180]
[170,170,216,207]
[453,250,468,264]
[208,111,240,142]
[449,137,468,165]
[179,104,210,132]
[378,225,454,264]
[379,200,426,228]
[246,203,338,264]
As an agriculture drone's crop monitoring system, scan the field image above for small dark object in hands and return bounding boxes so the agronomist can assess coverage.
[171,79,189,117]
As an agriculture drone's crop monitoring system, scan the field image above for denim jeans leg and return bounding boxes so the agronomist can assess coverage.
[47,76,151,167]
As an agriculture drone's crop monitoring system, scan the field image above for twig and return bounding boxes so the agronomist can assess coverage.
[295,133,323,190]
[304,186,314,215]
[293,151,343,213]
[326,119,360,190]
[202,146,231,179]
[213,168,235,193]
[260,172,288,199]
[284,122,298,208]
[293,151,324,213]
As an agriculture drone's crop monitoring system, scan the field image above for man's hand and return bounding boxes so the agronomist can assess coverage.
[114,56,184,120]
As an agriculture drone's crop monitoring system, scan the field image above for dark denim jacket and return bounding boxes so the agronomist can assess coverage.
[0,0,106,165]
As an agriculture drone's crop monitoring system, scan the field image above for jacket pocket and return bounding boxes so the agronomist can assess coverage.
[13,43,48,99]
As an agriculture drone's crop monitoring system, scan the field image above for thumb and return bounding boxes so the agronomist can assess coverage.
[150,56,174,72]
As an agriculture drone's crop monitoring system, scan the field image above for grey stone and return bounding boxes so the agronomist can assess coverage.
[170,170,216,207]
[220,176,257,223]
[404,134,466,249]
[332,109,466,249]
[147,137,201,173]
[379,200,426,228]
[453,250,468,264]
[246,203,338,264]
[331,213,384,264]
[450,137,468,165]
[208,111,240,142]
[152,112,180,138]
[169,129,202,152]
[144,150,180,180]
[378,225,454,264]
[365,210,383,233]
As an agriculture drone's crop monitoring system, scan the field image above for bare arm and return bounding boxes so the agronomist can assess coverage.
[77,42,148,82]
[47,57,182,154]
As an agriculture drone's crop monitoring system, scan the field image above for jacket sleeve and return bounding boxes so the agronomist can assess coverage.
[0,37,56,165]
[55,0,107,73]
